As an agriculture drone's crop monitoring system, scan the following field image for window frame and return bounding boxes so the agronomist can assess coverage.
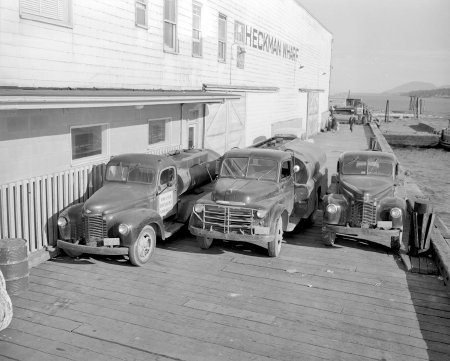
[70,123,109,166]
[218,13,227,62]
[19,0,73,28]
[234,20,245,43]
[148,117,172,149]
[163,0,178,53]
[192,2,202,57]
[135,0,148,29]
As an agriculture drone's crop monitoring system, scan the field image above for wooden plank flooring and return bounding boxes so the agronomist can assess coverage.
[1,224,449,361]
[1,125,449,360]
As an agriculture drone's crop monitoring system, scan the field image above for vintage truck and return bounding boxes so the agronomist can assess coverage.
[57,149,218,266]
[322,150,406,251]
[188,135,328,257]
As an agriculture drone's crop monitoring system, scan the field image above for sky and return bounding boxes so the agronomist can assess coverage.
[297,0,450,94]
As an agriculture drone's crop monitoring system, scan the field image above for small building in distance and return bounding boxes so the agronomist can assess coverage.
[0,0,332,255]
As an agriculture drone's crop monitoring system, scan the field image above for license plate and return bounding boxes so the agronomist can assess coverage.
[103,238,120,246]
[254,226,270,235]
[377,221,392,230]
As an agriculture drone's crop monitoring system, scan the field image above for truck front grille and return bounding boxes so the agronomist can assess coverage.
[350,201,376,227]
[203,205,255,235]
[83,214,107,242]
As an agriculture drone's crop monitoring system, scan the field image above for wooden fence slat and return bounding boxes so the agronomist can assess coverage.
[64,171,69,208]
[15,182,23,239]
[58,173,64,212]
[35,177,43,249]
[74,170,79,204]
[40,176,48,247]
[28,178,36,253]
[68,169,74,204]
[46,176,53,246]
[52,174,58,244]
[8,183,15,238]
[87,167,93,198]
[21,180,29,245]
[0,185,8,238]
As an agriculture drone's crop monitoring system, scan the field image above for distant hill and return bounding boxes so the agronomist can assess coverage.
[404,88,450,98]
[383,81,436,94]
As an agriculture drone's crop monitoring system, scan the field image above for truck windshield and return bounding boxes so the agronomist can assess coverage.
[221,157,278,181]
[106,165,155,184]
[342,156,393,176]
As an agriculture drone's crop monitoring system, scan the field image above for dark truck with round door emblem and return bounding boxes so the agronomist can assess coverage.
[322,150,406,251]
[188,135,327,257]
[57,149,218,266]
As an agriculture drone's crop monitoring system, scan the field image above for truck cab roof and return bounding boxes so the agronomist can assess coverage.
[224,148,291,162]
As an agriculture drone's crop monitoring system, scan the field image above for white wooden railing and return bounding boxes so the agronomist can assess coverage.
[0,144,182,254]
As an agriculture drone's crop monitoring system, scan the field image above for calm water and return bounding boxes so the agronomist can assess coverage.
[331,93,450,118]
[331,93,450,226]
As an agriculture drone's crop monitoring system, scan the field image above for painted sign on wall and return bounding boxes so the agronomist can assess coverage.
[244,25,299,61]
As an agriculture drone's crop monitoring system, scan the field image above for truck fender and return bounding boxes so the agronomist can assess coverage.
[58,203,84,240]
[113,208,164,246]
[323,193,348,225]
[271,205,289,233]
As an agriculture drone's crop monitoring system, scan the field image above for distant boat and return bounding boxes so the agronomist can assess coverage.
[439,127,450,150]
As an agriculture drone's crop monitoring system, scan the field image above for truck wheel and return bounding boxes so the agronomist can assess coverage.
[63,249,83,258]
[197,236,213,249]
[390,231,403,253]
[129,225,156,266]
[268,217,283,257]
[323,230,336,246]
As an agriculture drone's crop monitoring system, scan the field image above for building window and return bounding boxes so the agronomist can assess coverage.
[71,124,108,162]
[234,21,245,43]
[218,13,227,62]
[149,118,169,145]
[164,0,177,52]
[135,0,148,28]
[192,2,202,57]
[20,0,72,27]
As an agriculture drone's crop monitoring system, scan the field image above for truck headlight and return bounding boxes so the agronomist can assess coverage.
[390,207,402,218]
[194,204,205,213]
[256,210,267,218]
[118,224,131,235]
[57,217,68,227]
[326,204,338,214]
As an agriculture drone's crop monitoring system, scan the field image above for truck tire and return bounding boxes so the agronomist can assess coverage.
[63,249,83,258]
[129,225,156,266]
[390,230,402,253]
[322,230,336,246]
[268,217,283,257]
[197,236,213,249]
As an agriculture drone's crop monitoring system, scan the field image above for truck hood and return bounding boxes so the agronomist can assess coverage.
[340,175,394,199]
[83,183,150,215]
[213,178,278,205]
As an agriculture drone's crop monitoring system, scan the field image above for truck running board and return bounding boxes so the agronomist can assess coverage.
[164,222,185,239]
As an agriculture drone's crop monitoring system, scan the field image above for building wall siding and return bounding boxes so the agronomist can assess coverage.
[0,105,182,184]
[1,0,332,92]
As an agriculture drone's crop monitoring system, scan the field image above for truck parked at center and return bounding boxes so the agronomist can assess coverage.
[189,136,328,257]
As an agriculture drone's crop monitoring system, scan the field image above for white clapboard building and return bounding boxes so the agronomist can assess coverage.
[0,0,332,256]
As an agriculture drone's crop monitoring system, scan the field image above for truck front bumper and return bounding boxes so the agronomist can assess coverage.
[57,239,129,256]
[323,224,401,248]
[189,226,273,247]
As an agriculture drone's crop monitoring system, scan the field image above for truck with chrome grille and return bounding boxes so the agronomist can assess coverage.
[57,149,218,266]
[189,135,328,257]
[322,150,406,251]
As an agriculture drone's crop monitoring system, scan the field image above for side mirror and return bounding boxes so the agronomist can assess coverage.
[293,165,300,173]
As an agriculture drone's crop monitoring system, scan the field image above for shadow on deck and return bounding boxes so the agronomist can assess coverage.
[1,214,449,361]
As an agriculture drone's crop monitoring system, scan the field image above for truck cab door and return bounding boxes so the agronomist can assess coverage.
[157,166,177,219]
[280,160,295,212]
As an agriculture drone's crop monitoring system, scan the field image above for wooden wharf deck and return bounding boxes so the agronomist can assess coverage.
[1,125,450,361]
